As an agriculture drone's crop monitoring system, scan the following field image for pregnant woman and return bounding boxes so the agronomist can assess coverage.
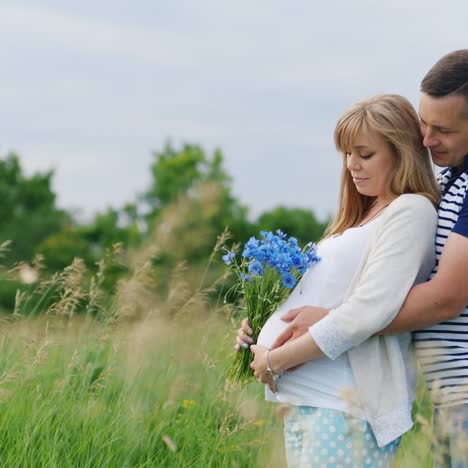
[236,94,440,467]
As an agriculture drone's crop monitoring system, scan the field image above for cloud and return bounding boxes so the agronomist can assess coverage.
[20,148,106,175]
[0,2,366,91]
[0,4,184,66]
[1,0,466,222]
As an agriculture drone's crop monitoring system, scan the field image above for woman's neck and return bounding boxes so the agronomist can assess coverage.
[358,195,395,227]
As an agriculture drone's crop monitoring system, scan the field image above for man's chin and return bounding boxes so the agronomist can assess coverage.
[433,161,450,169]
[430,151,450,167]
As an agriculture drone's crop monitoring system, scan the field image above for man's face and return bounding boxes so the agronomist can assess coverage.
[419,92,468,169]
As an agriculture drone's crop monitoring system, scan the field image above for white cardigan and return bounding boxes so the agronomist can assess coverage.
[308,194,437,447]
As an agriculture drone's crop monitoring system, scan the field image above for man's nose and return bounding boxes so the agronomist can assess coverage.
[422,128,440,148]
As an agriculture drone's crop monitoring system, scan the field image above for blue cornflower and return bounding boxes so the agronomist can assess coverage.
[307,249,320,264]
[281,272,297,288]
[222,251,236,265]
[291,253,303,267]
[276,229,287,239]
[258,245,274,264]
[248,260,264,276]
[276,253,293,274]
[242,237,260,258]
[234,231,320,287]
[302,243,320,264]
[240,273,252,282]
[288,237,298,247]
[260,231,275,242]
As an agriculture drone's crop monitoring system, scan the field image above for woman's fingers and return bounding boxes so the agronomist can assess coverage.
[241,318,253,335]
[236,335,250,349]
[234,319,253,352]
[238,327,253,342]
[236,327,253,347]
[248,344,277,393]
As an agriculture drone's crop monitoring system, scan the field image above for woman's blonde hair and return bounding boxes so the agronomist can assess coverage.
[323,94,440,239]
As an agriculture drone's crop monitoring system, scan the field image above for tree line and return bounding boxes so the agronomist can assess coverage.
[0,144,328,313]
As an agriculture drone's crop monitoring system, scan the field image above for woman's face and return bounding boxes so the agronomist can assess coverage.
[346,127,396,201]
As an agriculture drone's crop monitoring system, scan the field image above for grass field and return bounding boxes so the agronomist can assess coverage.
[0,235,449,467]
[0,310,441,468]
[0,313,286,467]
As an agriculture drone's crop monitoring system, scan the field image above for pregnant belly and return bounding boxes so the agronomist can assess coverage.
[258,305,357,407]
[256,301,298,349]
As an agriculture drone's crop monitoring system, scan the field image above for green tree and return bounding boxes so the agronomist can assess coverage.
[144,143,252,246]
[77,206,141,256]
[36,227,93,271]
[0,153,69,263]
[136,143,253,296]
[145,143,207,213]
[255,206,328,245]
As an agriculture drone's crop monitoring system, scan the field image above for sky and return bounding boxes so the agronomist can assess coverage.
[1,1,467,222]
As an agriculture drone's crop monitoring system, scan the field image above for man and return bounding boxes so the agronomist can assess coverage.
[239,49,468,466]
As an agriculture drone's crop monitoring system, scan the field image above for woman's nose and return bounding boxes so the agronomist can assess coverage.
[346,153,360,171]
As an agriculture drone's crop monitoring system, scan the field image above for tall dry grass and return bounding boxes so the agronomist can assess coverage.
[0,183,464,467]
[0,185,284,467]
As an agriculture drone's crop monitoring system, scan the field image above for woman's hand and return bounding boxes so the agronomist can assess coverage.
[234,318,253,351]
[250,344,278,392]
[251,334,325,390]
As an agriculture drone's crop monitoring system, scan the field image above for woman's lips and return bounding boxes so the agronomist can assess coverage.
[353,177,368,185]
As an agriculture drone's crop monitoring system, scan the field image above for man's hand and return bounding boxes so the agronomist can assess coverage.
[271,306,329,349]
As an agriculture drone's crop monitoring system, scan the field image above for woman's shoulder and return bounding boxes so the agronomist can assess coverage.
[387,193,437,216]
[372,194,437,246]
[378,194,438,232]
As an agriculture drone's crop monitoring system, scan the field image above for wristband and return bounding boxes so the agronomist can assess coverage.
[265,349,281,383]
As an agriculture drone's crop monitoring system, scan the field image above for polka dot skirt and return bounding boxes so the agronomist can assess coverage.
[283,406,400,467]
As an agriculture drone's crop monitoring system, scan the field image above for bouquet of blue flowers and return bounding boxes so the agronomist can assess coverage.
[223,230,320,384]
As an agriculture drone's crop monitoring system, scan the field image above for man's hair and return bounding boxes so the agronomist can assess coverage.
[421,50,468,115]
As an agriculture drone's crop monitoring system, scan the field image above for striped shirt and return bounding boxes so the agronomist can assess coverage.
[414,154,468,407]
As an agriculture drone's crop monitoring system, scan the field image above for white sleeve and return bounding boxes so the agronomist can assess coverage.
[309,196,437,360]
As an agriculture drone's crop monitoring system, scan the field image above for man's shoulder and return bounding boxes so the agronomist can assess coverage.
[439,166,468,194]
[437,166,451,182]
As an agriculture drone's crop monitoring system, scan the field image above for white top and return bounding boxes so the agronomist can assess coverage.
[257,219,377,417]
[306,194,437,446]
